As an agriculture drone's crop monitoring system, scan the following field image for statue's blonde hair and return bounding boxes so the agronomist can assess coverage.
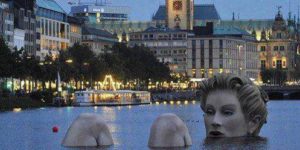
[199,74,268,136]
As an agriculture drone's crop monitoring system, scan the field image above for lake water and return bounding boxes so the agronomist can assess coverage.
[0,101,300,150]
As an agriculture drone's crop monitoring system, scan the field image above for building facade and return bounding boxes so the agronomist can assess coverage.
[13,28,25,50]
[8,0,40,55]
[70,2,130,22]
[71,3,220,42]
[165,0,194,30]
[129,27,188,75]
[258,10,298,81]
[187,24,259,80]
[36,0,70,59]
[68,16,83,46]
[82,27,118,55]
[0,1,14,48]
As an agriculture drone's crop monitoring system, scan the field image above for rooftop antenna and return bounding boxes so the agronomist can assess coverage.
[297,5,300,23]
[289,0,292,20]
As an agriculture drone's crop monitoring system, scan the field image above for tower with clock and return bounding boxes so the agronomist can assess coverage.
[166,0,194,30]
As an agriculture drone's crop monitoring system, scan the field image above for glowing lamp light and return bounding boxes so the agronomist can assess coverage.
[13,108,22,112]
[6,81,12,89]
[170,101,174,105]
[66,59,73,63]
[155,102,160,105]
[184,100,188,105]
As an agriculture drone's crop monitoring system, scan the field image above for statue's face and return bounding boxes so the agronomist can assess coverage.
[204,90,248,137]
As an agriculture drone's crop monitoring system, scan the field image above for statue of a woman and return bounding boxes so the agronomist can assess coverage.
[199,74,268,137]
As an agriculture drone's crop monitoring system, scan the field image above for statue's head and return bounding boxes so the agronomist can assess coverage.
[199,74,268,138]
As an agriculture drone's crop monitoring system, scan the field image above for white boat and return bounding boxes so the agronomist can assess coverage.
[74,90,151,106]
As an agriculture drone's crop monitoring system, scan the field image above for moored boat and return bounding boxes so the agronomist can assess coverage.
[74,90,151,106]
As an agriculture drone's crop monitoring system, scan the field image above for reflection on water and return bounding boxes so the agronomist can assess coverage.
[0,101,300,149]
[203,137,268,150]
[66,146,111,150]
[149,147,189,150]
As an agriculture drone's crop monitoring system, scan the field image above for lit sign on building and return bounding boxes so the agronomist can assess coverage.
[92,8,105,13]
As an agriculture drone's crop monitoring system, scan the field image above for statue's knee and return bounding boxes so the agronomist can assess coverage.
[62,113,114,147]
[148,113,192,148]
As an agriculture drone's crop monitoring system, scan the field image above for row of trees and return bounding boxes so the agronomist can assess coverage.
[260,54,300,85]
[260,69,288,85]
[0,37,171,93]
[57,43,172,89]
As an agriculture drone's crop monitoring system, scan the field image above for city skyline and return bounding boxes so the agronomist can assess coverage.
[57,0,300,21]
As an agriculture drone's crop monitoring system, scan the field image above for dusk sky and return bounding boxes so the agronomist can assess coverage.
[57,0,300,21]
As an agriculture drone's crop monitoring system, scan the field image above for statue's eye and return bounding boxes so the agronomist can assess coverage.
[205,108,215,115]
[223,110,234,116]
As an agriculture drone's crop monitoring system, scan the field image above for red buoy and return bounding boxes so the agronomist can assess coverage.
[52,126,59,133]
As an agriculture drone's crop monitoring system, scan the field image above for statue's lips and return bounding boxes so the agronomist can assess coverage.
[209,131,224,137]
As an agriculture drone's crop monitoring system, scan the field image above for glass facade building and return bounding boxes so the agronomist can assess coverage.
[36,0,70,60]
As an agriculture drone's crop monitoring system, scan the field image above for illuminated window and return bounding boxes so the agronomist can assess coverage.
[260,46,266,51]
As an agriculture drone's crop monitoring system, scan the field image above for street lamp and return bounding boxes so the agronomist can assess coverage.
[65,59,73,64]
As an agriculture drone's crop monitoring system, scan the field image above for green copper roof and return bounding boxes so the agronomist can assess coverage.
[218,20,274,30]
[36,0,65,14]
[214,27,251,36]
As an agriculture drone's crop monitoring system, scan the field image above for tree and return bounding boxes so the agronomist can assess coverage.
[0,37,13,78]
[260,68,287,85]
[293,55,300,81]
[68,43,101,89]
[105,43,171,88]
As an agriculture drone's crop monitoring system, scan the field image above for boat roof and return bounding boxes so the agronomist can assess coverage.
[75,90,150,94]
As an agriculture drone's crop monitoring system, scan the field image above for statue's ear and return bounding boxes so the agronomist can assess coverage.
[248,115,261,135]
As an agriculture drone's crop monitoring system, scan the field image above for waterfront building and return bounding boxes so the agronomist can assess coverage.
[68,16,83,46]
[0,1,14,49]
[70,2,220,41]
[129,27,188,75]
[81,3,275,44]
[35,0,70,59]
[82,26,118,55]
[257,10,298,81]
[7,0,40,55]
[187,23,259,80]
[70,1,130,22]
